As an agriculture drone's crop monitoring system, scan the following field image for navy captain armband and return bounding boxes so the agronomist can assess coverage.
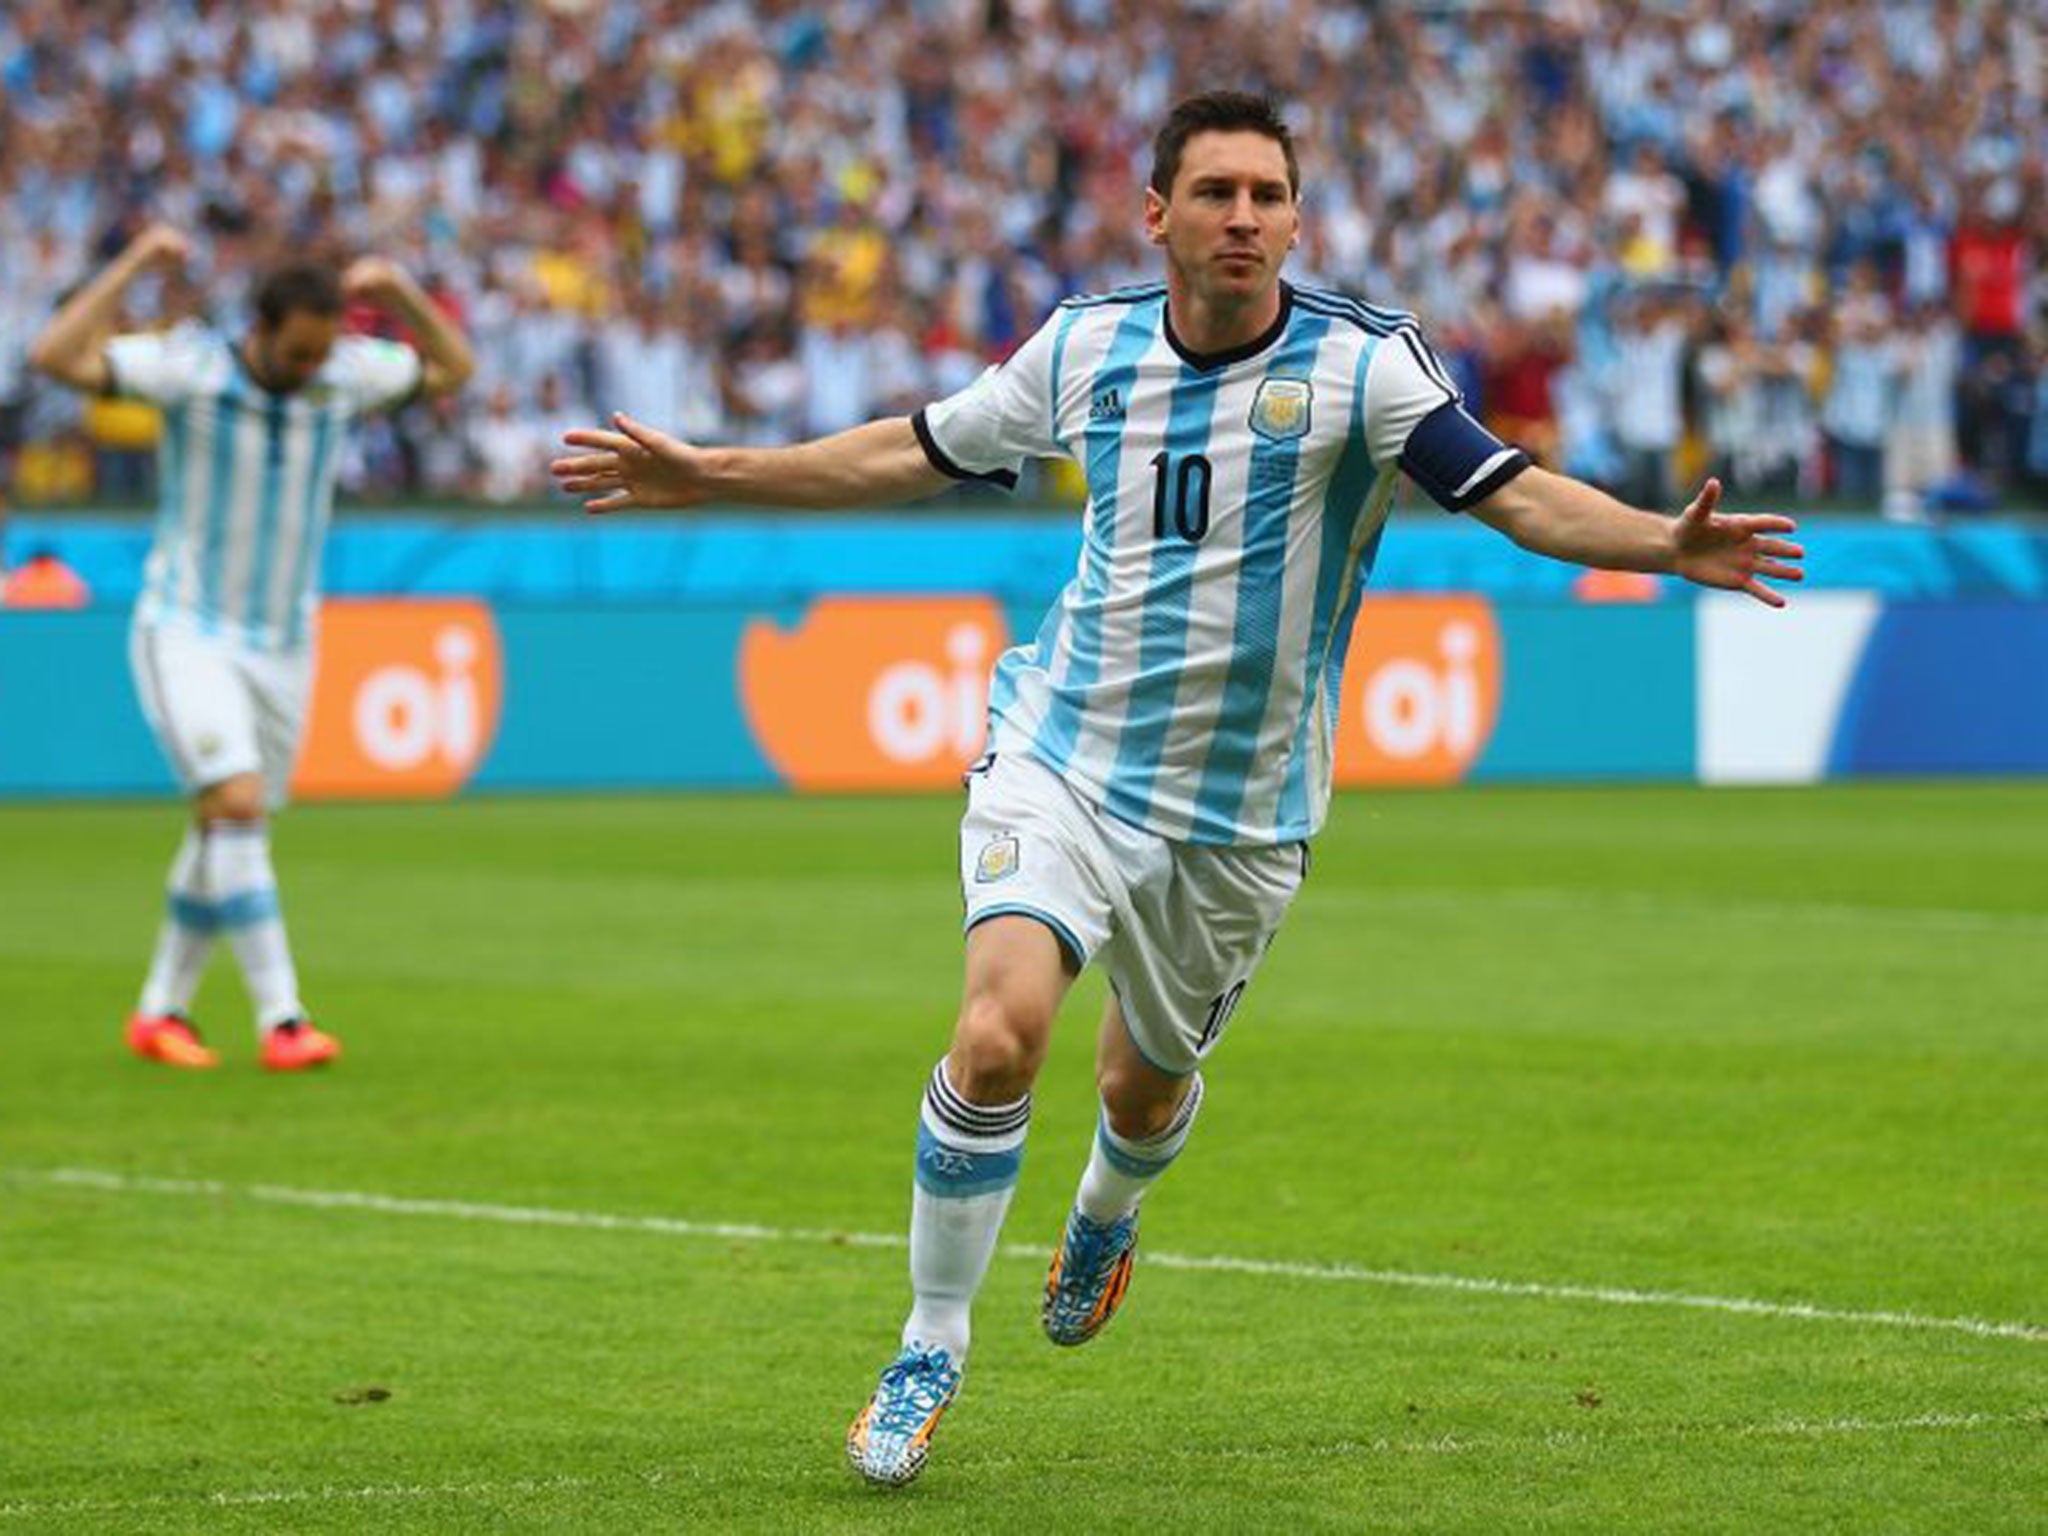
[1398,402,1532,512]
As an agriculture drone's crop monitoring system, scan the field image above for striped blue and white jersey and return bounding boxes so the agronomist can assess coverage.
[106,323,422,652]
[915,280,1527,847]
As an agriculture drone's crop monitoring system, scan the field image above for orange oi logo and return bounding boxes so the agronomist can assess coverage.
[1331,596,1501,786]
[292,599,503,799]
[739,597,1009,790]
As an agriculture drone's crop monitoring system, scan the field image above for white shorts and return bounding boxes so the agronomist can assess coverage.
[959,751,1307,1077]
[129,621,314,808]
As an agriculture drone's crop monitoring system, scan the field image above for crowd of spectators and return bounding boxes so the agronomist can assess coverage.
[2,0,2046,518]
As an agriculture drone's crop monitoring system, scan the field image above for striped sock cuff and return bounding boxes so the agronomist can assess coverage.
[215,887,282,928]
[168,892,222,934]
[915,1060,1031,1198]
[1097,1072,1205,1179]
[924,1060,1032,1142]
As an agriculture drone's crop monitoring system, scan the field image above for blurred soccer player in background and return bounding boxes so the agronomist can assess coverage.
[552,91,1804,1487]
[31,223,474,1071]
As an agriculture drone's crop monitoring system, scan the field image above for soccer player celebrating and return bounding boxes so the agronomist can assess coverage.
[31,223,474,1071]
[551,92,1803,1486]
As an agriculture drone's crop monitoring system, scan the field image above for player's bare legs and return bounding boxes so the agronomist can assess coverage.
[132,771,334,1071]
[1043,993,1204,1345]
[1095,991,1193,1138]
[848,916,1073,1488]
[129,785,229,1068]
[946,914,1072,1101]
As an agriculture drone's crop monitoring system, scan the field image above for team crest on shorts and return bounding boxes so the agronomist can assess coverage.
[195,732,223,759]
[975,833,1021,884]
[1249,376,1313,442]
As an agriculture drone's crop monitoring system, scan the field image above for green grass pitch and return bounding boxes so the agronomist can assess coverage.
[2,783,2043,1532]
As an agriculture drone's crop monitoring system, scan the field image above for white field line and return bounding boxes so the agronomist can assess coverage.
[16,1167,2046,1346]
[2,1414,2040,1520]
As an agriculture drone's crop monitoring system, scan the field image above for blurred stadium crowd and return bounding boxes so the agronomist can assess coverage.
[1,0,2046,517]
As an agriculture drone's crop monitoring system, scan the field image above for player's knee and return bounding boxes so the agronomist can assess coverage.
[198,774,265,823]
[949,993,1048,1100]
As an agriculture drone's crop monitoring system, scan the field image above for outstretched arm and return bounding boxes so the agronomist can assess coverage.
[342,258,474,398]
[28,223,191,393]
[1470,467,1805,607]
[550,412,953,513]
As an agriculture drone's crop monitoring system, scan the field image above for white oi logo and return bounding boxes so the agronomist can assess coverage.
[1362,621,1482,760]
[353,627,482,771]
[868,624,990,764]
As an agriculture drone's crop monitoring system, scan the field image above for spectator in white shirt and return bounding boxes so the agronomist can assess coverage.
[1603,143,1686,275]
[1885,301,1961,521]
[469,384,549,504]
[1609,288,1691,510]
[1821,268,1897,506]
[598,290,689,432]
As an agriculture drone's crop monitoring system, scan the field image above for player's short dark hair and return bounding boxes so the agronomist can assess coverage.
[1149,91,1299,200]
[252,262,343,329]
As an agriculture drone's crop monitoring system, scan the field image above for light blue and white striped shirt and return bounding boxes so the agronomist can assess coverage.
[916,281,1526,847]
[107,323,422,652]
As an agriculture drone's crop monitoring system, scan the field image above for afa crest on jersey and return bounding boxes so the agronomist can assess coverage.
[1249,376,1313,442]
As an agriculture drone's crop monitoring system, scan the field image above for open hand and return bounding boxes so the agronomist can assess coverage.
[551,413,712,513]
[1672,479,1805,607]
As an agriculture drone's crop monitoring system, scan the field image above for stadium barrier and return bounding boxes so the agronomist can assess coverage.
[4,584,2042,800]
[9,511,2048,605]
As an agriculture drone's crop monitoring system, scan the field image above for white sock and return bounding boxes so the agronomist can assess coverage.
[137,826,216,1018]
[902,1059,1031,1363]
[203,821,304,1033]
[1075,1072,1205,1223]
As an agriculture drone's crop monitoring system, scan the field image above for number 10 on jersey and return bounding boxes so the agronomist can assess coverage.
[1151,451,1212,543]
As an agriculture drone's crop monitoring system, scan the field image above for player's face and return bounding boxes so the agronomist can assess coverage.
[1147,131,1299,305]
[252,311,341,393]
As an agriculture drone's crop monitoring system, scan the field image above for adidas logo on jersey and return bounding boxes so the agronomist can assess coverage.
[1089,388,1125,421]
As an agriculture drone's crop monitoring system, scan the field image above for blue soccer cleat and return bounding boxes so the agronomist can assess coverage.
[1042,1207,1139,1346]
[845,1343,963,1488]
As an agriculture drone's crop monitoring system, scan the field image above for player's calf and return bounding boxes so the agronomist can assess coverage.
[1042,1072,1208,1345]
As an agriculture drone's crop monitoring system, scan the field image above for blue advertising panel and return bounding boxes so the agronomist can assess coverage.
[0,611,171,797]
[475,608,774,790]
[1478,604,1696,779]
[5,585,2044,800]
[1829,604,2048,774]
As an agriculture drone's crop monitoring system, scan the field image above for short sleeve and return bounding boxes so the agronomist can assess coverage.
[1365,326,1529,512]
[104,325,215,405]
[327,335,424,415]
[913,316,1063,491]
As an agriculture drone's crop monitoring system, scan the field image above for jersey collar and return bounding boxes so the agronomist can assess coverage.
[232,335,324,398]
[1162,281,1294,372]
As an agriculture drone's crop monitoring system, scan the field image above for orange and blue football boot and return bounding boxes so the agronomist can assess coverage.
[125,1011,220,1070]
[1042,1208,1139,1346]
[260,1019,341,1072]
[845,1343,962,1488]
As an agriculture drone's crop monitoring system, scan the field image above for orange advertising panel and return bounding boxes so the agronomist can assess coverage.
[293,599,503,799]
[740,597,1009,790]
[1330,596,1501,785]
